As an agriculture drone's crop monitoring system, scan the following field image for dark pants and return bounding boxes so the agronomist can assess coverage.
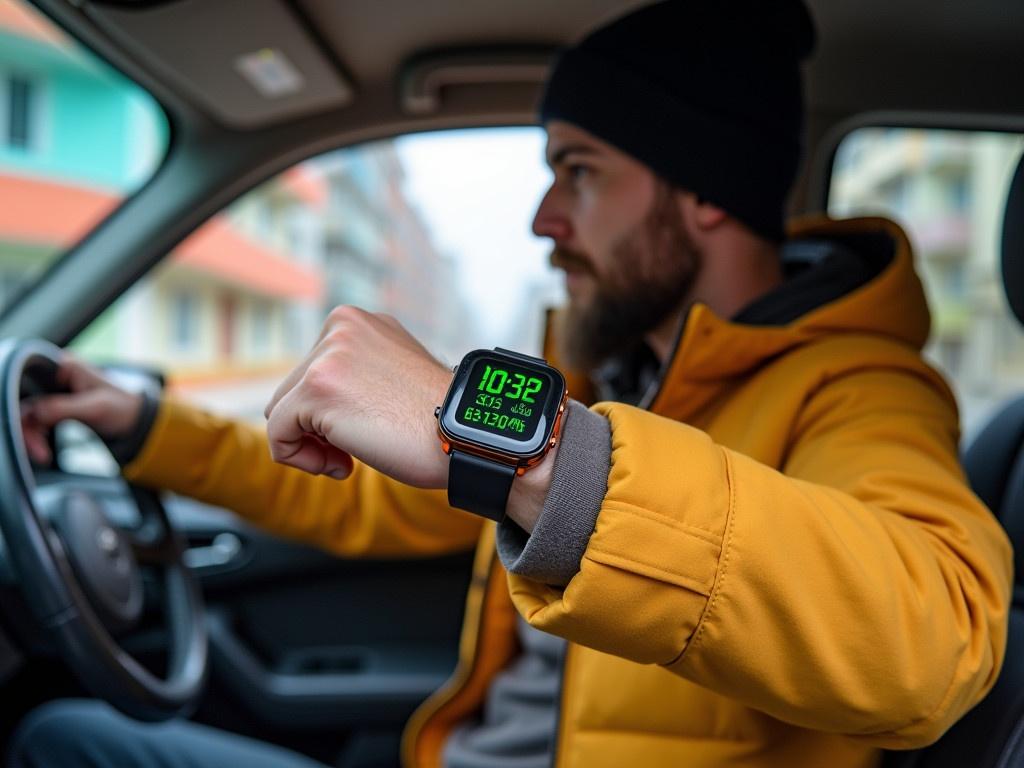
[6,699,329,768]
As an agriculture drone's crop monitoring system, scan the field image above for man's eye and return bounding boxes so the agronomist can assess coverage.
[567,164,590,183]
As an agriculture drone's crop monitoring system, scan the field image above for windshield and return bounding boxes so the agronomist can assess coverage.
[71,128,560,423]
[0,0,168,314]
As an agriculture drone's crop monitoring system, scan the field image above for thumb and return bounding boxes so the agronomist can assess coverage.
[270,431,354,480]
[321,443,355,480]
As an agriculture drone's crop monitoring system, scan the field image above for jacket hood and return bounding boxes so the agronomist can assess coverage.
[547,215,932,408]
[663,215,929,384]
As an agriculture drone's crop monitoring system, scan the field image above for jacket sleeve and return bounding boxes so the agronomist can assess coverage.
[121,398,483,558]
[505,368,1014,748]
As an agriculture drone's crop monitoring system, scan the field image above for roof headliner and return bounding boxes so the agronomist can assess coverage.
[78,0,1024,131]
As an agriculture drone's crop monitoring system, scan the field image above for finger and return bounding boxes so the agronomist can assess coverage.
[265,391,331,474]
[264,356,314,421]
[263,328,342,420]
[51,353,104,394]
[377,312,401,329]
[264,335,335,420]
[30,390,105,428]
[269,433,352,478]
[274,434,334,475]
[317,438,354,480]
[54,353,87,389]
[23,426,52,464]
[19,403,52,464]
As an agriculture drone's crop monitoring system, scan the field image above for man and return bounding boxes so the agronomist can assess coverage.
[10,1,1013,767]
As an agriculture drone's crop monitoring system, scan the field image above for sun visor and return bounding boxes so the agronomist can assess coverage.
[84,0,353,129]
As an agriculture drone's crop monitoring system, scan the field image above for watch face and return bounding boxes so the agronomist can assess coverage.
[454,358,552,442]
[439,350,566,459]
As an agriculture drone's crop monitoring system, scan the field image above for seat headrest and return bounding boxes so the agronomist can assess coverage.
[1002,151,1024,324]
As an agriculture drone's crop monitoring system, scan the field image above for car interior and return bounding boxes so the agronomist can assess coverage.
[0,0,1022,766]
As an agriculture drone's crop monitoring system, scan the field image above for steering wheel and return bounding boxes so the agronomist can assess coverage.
[0,339,207,721]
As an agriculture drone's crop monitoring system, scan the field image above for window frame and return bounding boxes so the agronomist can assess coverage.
[810,111,1024,213]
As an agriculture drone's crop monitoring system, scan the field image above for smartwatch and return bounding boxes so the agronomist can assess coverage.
[435,348,568,522]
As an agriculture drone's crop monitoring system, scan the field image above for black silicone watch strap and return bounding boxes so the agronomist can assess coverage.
[448,450,516,522]
[493,347,546,364]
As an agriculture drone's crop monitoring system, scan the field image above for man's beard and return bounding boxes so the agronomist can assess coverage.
[551,184,701,371]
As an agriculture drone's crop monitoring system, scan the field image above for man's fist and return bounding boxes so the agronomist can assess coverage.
[20,356,145,464]
[264,307,453,488]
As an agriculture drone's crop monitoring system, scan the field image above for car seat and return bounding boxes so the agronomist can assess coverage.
[883,147,1024,768]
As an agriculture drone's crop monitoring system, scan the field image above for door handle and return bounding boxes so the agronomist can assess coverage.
[184,532,242,569]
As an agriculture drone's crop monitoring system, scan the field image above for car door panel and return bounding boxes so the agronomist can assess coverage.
[167,496,472,732]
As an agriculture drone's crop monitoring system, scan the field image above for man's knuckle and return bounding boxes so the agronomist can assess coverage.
[324,326,350,347]
[328,305,364,326]
[303,363,336,394]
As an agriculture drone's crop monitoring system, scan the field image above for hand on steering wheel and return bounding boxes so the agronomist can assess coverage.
[20,354,144,465]
[0,339,207,721]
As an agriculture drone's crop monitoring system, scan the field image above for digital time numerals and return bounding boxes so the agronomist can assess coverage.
[475,364,544,403]
[453,359,549,441]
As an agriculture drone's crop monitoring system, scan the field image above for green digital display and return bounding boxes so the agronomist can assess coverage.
[454,358,550,442]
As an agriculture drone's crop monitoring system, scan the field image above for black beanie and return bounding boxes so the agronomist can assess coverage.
[539,0,816,242]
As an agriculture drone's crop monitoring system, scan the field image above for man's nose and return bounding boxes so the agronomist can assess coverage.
[531,186,571,241]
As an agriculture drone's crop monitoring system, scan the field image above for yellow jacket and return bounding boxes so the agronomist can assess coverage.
[123,216,1013,768]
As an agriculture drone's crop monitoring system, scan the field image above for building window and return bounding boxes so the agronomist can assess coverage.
[949,175,970,212]
[251,299,272,354]
[829,127,1024,437]
[3,74,41,150]
[284,304,304,354]
[171,290,199,350]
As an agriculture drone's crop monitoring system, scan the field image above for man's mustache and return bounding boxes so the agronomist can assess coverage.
[549,247,595,275]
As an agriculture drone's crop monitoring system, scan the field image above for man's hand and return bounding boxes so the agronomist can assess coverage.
[264,307,453,488]
[20,356,145,464]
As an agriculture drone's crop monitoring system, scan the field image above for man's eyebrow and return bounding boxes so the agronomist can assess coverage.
[547,144,600,167]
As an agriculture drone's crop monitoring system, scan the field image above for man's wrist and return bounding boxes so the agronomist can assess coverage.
[504,406,566,532]
[495,401,610,585]
[428,365,457,488]
[106,390,159,466]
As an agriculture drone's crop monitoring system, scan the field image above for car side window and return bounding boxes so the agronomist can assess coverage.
[829,128,1024,438]
[71,128,561,421]
[0,0,168,316]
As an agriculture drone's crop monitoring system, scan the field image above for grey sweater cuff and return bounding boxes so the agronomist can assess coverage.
[496,400,611,586]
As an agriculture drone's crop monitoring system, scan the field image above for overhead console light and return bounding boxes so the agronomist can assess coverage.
[235,48,305,98]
